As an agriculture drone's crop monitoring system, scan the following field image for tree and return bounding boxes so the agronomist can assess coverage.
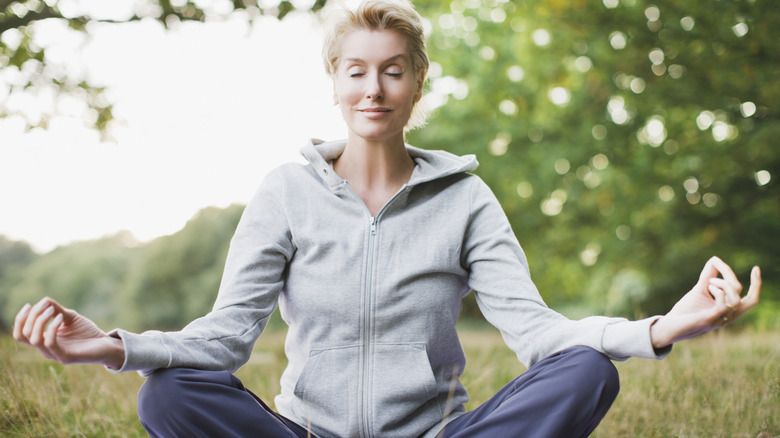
[410,0,778,318]
[0,205,243,332]
[0,0,326,138]
[122,204,244,330]
[0,235,38,330]
[4,0,776,326]
[1,231,139,330]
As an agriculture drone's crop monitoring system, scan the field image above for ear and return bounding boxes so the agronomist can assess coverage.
[332,80,340,105]
[413,70,425,103]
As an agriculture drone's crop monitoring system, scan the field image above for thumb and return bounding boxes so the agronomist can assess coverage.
[743,266,762,306]
[696,257,719,286]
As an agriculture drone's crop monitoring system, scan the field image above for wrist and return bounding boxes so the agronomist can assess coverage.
[104,333,126,370]
[650,316,670,350]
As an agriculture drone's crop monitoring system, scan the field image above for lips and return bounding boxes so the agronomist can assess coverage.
[359,107,392,119]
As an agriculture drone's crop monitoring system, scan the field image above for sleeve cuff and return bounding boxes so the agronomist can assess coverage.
[103,328,172,376]
[102,329,128,374]
[602,316,672,361]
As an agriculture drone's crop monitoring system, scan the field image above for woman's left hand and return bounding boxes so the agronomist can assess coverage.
[650,256,761,350]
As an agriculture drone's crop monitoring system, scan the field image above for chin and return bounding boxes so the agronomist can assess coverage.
[349,126,405,142]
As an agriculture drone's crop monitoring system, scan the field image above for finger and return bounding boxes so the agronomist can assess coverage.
[708,266,762,327]
[709,278,741,309]
[708,285,734,326]
[697,257,719,285]
[44,313,65,361]
[13,303,32,343]
[741,266,762,309]
[707,280,726,301]
[44,313,64,348]
[717,266,763,324]
[707,284,728,319]
[29,306,56,346]
[22,299,51,339]
[43,299,78,325]
[709,256,742,292]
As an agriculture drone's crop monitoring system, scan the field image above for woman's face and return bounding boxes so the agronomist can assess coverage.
[333,29,423,144]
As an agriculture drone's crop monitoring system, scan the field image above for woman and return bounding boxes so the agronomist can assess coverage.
[13,1,761,437]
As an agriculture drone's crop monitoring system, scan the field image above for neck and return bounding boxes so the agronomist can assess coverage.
[332,134,415,216]
[335,134,413,187]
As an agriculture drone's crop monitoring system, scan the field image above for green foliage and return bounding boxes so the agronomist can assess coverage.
[122,204,244,331]
[409,0,779,317]
[0,236,37,282]
[2,0,777,331]
[0,237,38,331]
[1,232,141,330]
[0,204,244,333]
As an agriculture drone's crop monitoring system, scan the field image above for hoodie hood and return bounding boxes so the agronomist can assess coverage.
[300,138,479,189]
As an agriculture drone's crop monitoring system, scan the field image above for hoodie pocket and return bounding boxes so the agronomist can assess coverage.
[293,343,442,438]
[293,345,360,436]
[371,343,442,437]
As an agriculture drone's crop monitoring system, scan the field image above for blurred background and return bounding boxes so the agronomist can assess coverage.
[1,0,777,332]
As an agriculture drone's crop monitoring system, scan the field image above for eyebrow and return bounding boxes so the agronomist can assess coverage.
[344,54,409,65]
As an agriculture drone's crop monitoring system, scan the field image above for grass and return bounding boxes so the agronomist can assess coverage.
[1,328,778,437]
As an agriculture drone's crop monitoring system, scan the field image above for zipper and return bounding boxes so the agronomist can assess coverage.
[360,215,377,438]
[342,183,409,438]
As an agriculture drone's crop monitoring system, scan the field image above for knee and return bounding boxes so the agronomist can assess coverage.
[563,346,620,402]
[137,368,184,425]
[137,368,224,428]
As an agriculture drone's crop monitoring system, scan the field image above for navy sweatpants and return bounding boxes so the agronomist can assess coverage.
[137,346,619,438]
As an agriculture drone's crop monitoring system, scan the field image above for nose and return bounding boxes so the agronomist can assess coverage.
[366,71,383,100]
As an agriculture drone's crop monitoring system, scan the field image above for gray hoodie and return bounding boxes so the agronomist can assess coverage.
[112,139,667,438]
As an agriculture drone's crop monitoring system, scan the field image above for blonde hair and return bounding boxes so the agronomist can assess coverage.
[322,0,430,130]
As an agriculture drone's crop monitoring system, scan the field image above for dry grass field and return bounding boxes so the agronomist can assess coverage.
[2,328,778,437]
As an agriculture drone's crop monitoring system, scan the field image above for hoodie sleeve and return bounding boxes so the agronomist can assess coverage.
[462,177,670,368]
[110,168,295,375]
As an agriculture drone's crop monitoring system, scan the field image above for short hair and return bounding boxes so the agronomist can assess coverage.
[322,0,430,130]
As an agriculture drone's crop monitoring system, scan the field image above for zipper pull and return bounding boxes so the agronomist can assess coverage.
[370,216,377,235]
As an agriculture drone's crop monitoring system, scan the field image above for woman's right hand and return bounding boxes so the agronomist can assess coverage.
[13,297,126,370]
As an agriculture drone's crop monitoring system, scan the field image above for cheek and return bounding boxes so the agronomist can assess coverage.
[394,86,418,111]
[334,82,363,106]
[395,78,420,104]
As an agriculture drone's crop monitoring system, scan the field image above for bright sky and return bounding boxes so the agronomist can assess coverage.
[0,9,348,253]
